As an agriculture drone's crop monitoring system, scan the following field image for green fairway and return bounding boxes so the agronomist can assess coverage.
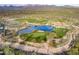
[20,32,47,43]
[53,28,68,38]
[15,18,48,24]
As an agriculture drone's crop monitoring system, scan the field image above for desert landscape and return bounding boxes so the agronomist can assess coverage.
[0,4,79,55]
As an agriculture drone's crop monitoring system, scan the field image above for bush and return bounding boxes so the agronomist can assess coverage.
[14,49,26,55]
[49,40,57,47]
[19,41,26,45]
[3,46,14,55]
[0,46,26,55]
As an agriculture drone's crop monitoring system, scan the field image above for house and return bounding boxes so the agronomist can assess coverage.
[0,23,5,34]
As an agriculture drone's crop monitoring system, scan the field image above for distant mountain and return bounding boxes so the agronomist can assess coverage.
[0,4,79,11]
[0,4,79,17]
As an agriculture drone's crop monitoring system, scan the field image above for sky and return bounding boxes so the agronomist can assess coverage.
[0,0,79,6]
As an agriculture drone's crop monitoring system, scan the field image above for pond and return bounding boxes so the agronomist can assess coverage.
[17,25,55,35]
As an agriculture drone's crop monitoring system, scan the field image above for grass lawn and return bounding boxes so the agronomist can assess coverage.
[15,18,48,24]
[47,28,68,39]
[15,18,27,23]
[20,32,47,43]
[48,18,66,22]
[20,27,68,43]
[53,28,68,38]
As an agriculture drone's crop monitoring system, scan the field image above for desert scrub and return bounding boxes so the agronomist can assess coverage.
[48,40,57,47]
[67,34,79,55]
[0,46,26,55]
